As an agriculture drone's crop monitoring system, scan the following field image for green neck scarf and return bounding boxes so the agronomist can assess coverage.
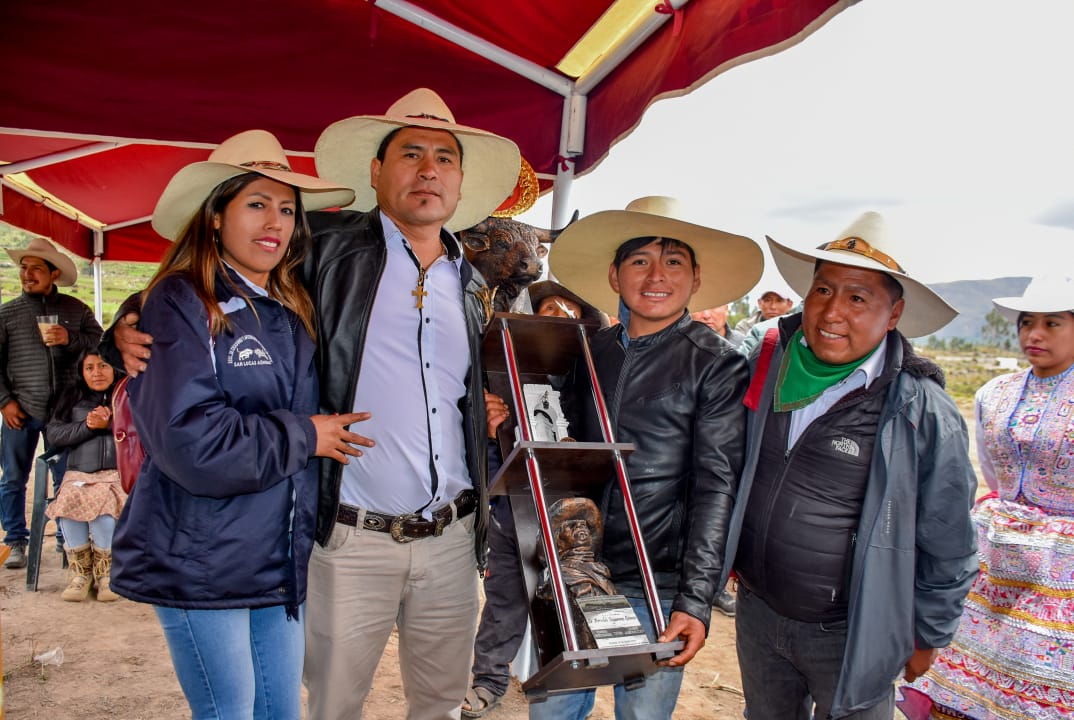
[774,330,878,412]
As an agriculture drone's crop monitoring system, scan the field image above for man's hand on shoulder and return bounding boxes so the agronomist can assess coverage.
[115,312,153,377]
[656,610,706,667]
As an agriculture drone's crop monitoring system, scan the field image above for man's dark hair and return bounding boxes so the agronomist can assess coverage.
[376,126,464,163]
[613,236,697,269]
[814,260,903,304]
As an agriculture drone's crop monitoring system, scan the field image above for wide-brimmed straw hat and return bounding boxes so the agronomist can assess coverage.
[6,237,79,286]
[767,211,957,338]
[527,279,609,327]
[992,275,1074,323]
[549,196,764,316]
[152,130,356,241]
[315,88,521,233]
[754,277,799,304]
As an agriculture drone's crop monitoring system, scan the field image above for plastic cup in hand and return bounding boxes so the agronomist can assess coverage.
[36,314,58,342]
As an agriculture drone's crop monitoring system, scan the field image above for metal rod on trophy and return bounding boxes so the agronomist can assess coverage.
[498,318,580,652]
[575,324,667,636]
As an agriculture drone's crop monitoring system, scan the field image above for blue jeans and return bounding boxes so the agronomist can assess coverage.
[735,584,894,720]
[528,596,684,720]
[155,604,304,720]
[0,416,65,545]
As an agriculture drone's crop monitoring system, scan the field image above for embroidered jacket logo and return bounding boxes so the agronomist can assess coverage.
[227,335,273,367]
[831,436,860,458]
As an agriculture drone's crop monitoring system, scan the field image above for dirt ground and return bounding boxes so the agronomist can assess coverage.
[0,513,745,720]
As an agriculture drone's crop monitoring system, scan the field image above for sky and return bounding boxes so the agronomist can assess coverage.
[515,0,1074,296]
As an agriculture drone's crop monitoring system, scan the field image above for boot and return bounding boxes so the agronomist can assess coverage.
[61,544,93,602]
[92,547,119,602]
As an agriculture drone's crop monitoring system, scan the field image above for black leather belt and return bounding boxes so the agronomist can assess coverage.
[336,490,478,544]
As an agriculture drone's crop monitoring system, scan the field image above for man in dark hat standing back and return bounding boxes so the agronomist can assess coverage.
[0,237,101,568]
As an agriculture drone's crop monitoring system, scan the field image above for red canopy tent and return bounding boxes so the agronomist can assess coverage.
[0,0,856,313]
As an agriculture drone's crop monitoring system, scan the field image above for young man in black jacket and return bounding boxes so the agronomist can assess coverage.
[531,196,762,720]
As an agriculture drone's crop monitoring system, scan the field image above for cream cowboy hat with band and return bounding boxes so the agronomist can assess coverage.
[152,130,356,241]
[549,196,764,317]
[767,210,958,338]
[6,237,79,287]
[315,88,522,233]
[992,275,1074,322]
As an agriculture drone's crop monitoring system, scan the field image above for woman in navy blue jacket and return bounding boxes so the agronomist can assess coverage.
[111,130,367,720]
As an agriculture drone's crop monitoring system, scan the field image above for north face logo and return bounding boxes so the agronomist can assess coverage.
[831,437,860,457]
[227,335,273,367]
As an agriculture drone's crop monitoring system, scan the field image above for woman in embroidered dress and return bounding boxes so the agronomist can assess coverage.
[45,350,126,602]
[901,275,1074,720]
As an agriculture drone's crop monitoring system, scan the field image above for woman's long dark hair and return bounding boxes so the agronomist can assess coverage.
[143,172,317,338]
[50,350,122,424]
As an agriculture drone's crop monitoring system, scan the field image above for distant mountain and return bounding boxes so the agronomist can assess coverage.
[925,277,1031,343]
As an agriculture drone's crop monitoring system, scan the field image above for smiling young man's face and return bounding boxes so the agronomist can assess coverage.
[609,238,700,338]
[19,256,60,296]
[801,262,904,365]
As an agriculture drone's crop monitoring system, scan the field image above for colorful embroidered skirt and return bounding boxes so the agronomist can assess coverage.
[903,497,1074,719]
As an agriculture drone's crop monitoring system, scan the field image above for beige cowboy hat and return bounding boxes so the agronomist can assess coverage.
[767,210,958,338]
[753,277,799,304]
[315,88,522,233]
[152,130,356,241]
[6,237,79,286]
[549,196,764,316]
[526,279,610,328]
[992,275,1074,322]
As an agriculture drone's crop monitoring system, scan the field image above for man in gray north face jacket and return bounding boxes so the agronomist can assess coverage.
[721,212,978,720]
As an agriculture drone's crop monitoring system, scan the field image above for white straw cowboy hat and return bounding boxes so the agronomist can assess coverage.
[152,130,356,241]
[315,88,522,233]
[767,210,958,338]
[992,275,1074,322]
[6,237,79,287]
[549,196,764,316]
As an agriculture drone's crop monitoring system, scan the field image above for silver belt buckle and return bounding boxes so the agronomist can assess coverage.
[390,513,420,543]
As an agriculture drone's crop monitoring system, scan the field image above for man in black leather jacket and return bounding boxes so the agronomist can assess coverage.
[536,196,763,720]
[111,89,522,720]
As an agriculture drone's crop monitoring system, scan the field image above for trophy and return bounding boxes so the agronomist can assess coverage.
[482,312,682,699]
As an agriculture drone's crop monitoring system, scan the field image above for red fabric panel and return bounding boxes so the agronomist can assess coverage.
[0,1,556,157]
[414,0,613,68]
[581,0,842,176]
[0,0,847,261]
[26,145,208,226]
[103,223,171,264]
[1,185,93,258]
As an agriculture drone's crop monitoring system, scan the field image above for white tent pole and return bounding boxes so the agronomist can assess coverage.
[374,0,573,97]
[103,215,152,231]
[92,229,104,323]
[550,93,585,229]
[0,142,119,175]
